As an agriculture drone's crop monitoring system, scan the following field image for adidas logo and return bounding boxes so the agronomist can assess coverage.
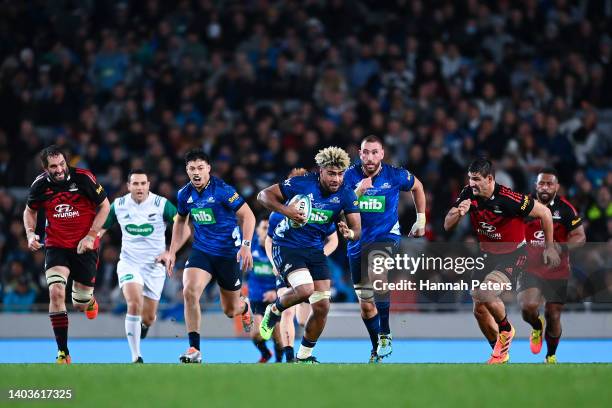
[187,196,193,204]
[284,264,292,272]
[234,278,241,287]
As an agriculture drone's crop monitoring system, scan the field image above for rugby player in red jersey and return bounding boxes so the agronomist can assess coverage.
[444,159,560,364]
[518,168,585,363]
[23,145,110,364]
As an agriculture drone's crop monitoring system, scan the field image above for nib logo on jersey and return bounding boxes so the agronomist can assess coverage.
[358,196,386,212]
[53,204,80,219]
[191,208,216,224]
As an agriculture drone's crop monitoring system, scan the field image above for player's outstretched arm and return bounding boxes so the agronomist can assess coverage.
[77,197,111,254]
[341,212,361,241]
[529,201,561,268]
[235,204,255,272]
[409,176,427,237]
[257,184,306,225]
[444,199,470,231]
[23,205,42,251]
[323,231,339,256]
[567,225,586,249]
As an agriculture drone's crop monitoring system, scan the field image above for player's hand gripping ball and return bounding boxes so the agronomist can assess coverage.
[287,194,311,228]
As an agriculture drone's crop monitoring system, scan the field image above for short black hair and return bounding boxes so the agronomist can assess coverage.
[184,148,210,165]
[538,167,558,180]
[128,169,148,180]
[361,135,384,148]
[40,145,67,168]
[468,158,495,178]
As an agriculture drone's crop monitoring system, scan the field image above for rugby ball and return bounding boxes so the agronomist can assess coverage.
[287,194,312,228]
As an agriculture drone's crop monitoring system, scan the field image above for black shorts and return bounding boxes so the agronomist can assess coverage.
[348,240,400,285]
[45,247,98,287]
[271,245,330,284]
[250,300,272,315]
[186,248,241,291]
[472,246,527,286]
[517,272,568,304]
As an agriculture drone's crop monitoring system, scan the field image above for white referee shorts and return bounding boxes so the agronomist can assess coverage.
[117,259,166,301]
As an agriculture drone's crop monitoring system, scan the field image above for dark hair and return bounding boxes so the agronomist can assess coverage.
[468,158,495,178]
[361,135,384,148]
[538,167,558,180]
[40,145,67,168]
[128,169,148,180]
[184,148,210,165]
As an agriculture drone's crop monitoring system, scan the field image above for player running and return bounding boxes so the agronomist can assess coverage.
[23,145,110,364]
[518,168,585,363]
[247,217,283,363]
[162,149,256,364]
[444,158,560,364]
[100,169,186,363]
[265,208,338,362]
[257,147,360,363]
[344,135,426,362]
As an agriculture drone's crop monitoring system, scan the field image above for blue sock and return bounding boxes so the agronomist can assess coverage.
[301,337,316,348]
[376,301,391,334]
[274,298,286,313]
[362,315,380,351]
[188,331,200,350]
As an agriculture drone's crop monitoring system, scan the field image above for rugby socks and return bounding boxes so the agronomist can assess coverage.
[545,331,561,357]
[274,341,284,362]
[376,301,391,334]
[188,331,200,351]
[362,315,380,351]
[526,313,543,331]
[497,315,512,333]
[273,298,285,314]
[297,337,316,360]
[283,346,295,362]
[125,314,142,361]
[266,299,284,327]
[242,300,249,315]
[489,339,497,349]
[253,339,270,358]
[50,311,69,354]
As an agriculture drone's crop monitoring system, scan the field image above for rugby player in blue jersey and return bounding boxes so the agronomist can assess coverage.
[247,217,283,363]
[257,147,361,363]
[343,135,427,362]
[163,149,256,364]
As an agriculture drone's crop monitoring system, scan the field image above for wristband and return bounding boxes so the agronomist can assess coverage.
[241,239,251,247]
[348,229,355,240]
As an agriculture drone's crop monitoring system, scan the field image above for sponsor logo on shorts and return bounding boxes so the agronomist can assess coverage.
[125,223,154,236]
[53,204,80,218]
[358,196,386,212]
[191,208,216,224]
[119,274,134,283]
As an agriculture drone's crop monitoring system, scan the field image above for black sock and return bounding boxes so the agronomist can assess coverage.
[545,331,561,356]
[362,315,380,351]
[274,342,284,362]
[489,338,497,349]
[50,311,69,354]
[188,331,200,350]
[253,339,270,357]
[376,301,391,334]
[528,314,543,331]
[242,301,249,315]
[284,346,295,362]
[497,315,512,333]
[273,298,286,313]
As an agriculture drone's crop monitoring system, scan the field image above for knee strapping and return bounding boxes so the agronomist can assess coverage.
[308,290,331,304]
[72,285,94,306]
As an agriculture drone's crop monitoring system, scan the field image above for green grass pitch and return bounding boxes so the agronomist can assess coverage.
[1,364,611,407]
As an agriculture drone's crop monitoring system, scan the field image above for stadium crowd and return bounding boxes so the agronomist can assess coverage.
[0,0,610,312]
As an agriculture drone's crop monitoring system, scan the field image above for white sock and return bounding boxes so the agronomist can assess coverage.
[296,344,313,359]
[125,314,142,361]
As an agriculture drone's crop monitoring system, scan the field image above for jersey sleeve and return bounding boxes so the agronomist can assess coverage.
[344,168,359,190]
[163,199,177,222]
[498,190,534,217]
[268,212,281,238]
[102,203,117,229]
[177,189,189,216]
[560,198,582,231]
[393,167,415,192]
[221,183,246,212]
[26,177,46,210]
[342,188,360,214]
[278,176,301,201]
[77,170,107,205]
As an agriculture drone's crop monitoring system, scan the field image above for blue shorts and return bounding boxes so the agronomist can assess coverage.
[271,245,330,284]
[185,248,241,291]
[348,240,399,285]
